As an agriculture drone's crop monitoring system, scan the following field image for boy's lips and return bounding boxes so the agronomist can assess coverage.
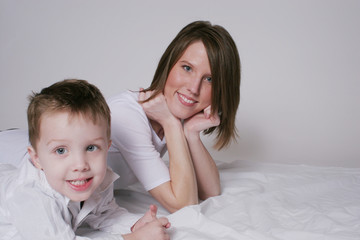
[67,177,93,191]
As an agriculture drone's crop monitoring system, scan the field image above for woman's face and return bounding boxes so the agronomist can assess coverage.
[164,41,212,120]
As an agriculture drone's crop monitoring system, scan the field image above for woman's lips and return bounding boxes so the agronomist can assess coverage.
[177,92,196,106]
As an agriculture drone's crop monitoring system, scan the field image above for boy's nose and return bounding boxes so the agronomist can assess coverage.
[73,154,90,172]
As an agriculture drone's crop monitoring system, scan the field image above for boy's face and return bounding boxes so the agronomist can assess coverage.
[28,111,110,202]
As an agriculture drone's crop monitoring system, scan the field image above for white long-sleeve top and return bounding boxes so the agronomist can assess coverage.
[0,158,139,240]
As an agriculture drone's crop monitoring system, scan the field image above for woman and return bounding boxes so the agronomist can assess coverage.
[107,20,241,213]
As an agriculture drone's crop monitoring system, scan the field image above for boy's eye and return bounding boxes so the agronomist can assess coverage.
[87,145,98,152]
[55,148,67,155]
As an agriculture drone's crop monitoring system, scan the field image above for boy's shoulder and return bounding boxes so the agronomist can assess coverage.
[0,162,23,198]
[0,160,59,203]
[0,163,18,193]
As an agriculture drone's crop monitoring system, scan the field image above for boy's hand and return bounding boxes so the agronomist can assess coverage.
[124,218,170,240]
[126,204,171,240]
[131,205,170,232]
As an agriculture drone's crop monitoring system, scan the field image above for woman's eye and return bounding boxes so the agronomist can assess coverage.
[87,145,98,152]
[55,148,67,155]
[183,65,191,72]
[205,76,212,83]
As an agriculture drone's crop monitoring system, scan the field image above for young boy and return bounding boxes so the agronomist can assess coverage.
[0,79,170,240]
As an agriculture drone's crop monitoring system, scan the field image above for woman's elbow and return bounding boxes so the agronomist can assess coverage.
[199,189,221,201]
[166,198,199,213]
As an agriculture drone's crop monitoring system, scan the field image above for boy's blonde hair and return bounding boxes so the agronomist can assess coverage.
[27,79,111,149]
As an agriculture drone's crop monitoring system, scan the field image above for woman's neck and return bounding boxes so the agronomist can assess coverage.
[150,119,164,140]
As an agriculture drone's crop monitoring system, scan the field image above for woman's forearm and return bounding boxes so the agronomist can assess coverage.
[150,119,198,212]
[165,119,198,205]
[186,133,221,200]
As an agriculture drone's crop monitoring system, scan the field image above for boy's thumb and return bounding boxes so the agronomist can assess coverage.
[149,204,158,218]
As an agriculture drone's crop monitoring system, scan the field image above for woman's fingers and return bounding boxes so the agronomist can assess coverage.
[139,89,154,102]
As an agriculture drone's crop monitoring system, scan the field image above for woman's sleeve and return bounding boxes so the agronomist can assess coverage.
[108,95,170,191]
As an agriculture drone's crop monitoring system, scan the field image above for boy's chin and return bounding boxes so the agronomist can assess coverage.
[67,193,92,202]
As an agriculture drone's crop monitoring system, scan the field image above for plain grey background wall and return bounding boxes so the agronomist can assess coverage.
[1,0,359,167]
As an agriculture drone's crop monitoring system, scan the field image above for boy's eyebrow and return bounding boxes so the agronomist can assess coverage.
[46,139,65,146]
[46,137,107,146]
[88,137,107,143]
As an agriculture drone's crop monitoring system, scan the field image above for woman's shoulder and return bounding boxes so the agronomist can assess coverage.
[107,90,145,116]
[107,90,149,127]
[107,90,139,105]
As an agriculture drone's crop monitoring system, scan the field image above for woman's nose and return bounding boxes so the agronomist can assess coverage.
[187,77,202,95]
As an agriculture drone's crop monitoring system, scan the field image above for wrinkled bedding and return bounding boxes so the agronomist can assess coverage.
[1,128,358,239]
[87,160,360,239]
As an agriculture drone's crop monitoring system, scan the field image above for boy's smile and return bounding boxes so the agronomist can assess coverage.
[67,177,93,191]
[28,111,111,202]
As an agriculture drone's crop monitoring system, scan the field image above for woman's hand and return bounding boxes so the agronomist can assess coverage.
[139,89,177,127]
[139,90,198,213]
[183,105,221,200]
[184,105,220,139]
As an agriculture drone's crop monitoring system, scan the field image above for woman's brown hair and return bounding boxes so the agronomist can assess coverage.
[144,21,241,149]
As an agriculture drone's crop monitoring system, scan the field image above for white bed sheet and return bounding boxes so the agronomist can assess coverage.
[3,130,359,239]
[105,160,360,240]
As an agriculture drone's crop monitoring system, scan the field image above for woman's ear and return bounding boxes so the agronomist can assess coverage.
[27,146,42,170]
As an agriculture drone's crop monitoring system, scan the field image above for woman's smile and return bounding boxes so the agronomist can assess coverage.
[177,92,197,106]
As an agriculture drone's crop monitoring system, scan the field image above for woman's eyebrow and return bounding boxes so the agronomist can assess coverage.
[179,60,195,68]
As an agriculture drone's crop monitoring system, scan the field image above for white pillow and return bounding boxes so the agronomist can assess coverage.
[0,129,29,166]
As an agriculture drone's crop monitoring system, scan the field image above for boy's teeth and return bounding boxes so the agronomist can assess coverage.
[70,179,87,186]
